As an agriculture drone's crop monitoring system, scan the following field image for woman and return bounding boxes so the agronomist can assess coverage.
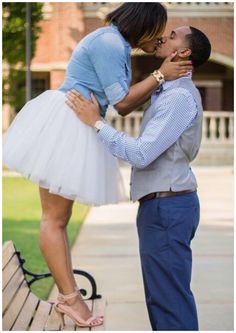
[3,3,192,328]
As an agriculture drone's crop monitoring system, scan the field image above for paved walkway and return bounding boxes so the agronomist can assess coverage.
[48,165,234,331]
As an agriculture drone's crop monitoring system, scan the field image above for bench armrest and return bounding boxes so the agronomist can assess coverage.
[16,251,101,300]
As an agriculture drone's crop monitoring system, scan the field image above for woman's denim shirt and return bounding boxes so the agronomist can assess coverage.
[59,25,132,117]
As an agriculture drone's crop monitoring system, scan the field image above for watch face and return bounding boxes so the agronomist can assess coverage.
[95,120,105,131]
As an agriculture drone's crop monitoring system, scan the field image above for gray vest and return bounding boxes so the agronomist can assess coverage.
[130,78,203,201]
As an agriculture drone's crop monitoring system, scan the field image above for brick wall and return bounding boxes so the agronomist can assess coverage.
[30,3,233,96]
[32,4,233,65]
[32,3,86,65]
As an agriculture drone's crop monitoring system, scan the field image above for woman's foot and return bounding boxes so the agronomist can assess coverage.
[65,293,93,321]
[56,290,103,327]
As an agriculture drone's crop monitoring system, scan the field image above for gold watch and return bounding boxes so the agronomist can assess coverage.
[151,70,165,85]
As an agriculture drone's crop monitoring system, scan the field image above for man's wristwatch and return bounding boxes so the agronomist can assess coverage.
[94,119,106,133]
[151,69,165,85]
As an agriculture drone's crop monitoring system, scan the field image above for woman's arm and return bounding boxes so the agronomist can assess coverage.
[115,52,192,116]
[121,93,151,115]
[114,75,158,116]
[84,32,192,117]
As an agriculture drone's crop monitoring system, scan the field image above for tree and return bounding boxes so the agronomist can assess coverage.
[3,3,44,111]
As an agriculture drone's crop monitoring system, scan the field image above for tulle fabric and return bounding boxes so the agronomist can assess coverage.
[3,90,126,206]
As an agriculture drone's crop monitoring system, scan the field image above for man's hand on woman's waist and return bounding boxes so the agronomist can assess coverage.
[66,90,101,127]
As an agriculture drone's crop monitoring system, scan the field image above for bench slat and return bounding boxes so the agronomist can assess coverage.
[29,300,52,331]
[3,254,21,290]
[2,241,16,269]
[2,241,106,331]
[2,280,30,331]
[3,267,25,313]
[11,292,39,331]
[91,298,106,331]
[44,304,61,331]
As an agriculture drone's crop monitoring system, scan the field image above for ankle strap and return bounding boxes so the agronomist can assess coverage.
[57,290,78,302]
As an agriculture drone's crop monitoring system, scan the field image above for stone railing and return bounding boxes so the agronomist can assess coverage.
[202,111,234,144]
[82,2,233,19]
[106,111,234,144]
[165,2,233,18]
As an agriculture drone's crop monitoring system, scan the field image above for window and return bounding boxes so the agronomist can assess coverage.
[32,72,50,98]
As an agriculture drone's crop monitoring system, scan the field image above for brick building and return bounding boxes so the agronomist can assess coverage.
[28,2,233,112]
[4,3,234,114]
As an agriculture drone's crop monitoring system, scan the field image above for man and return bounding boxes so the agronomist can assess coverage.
[66,26,211,331]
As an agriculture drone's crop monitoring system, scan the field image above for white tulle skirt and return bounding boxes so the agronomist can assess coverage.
[3,90,126,206]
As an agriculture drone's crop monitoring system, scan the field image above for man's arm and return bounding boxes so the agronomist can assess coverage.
[66,89,198,169]
[97,91,198,168]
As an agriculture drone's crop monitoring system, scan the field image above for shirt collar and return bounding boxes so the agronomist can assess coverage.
[158,71,192,92]
[151,72,192,103]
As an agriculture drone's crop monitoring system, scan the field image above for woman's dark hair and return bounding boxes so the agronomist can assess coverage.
[105,3,167,47]
[187,27,211,68]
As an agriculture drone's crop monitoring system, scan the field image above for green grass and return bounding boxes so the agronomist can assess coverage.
[3,177,89,300]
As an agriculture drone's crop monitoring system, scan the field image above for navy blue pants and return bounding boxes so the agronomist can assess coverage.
[137,192,200,331]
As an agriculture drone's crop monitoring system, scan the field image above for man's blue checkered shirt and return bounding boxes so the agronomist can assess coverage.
[98,76,198,169]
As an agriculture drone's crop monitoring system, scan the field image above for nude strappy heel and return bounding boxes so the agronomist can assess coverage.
[54,290,104,328]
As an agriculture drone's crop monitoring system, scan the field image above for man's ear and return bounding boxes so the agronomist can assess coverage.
[178,48,192,58]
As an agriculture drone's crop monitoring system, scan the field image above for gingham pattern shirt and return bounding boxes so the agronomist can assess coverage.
[98,77,198,169]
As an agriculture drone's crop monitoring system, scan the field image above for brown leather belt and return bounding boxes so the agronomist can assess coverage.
[139,189,196,203]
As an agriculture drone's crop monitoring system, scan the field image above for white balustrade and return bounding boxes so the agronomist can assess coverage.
[203,111,234,143]
[3,108,234,145]
[106,111,234,144]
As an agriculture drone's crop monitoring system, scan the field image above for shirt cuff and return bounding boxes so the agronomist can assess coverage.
[97,123,118,142]
[104,81,128,105]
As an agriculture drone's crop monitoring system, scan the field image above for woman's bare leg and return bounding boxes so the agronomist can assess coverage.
[38,187,92,319]
[63,228,78,289]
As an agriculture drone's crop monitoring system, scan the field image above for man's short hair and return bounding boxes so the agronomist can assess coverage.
[187,27,211,68]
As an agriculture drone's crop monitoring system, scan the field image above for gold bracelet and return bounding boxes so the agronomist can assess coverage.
[151,70,165,85]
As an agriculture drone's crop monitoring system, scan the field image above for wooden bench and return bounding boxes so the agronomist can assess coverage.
[3,240,106,331]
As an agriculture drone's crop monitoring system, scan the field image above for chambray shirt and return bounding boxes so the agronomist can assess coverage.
[59,24,132,117]
[98,76,198,169]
